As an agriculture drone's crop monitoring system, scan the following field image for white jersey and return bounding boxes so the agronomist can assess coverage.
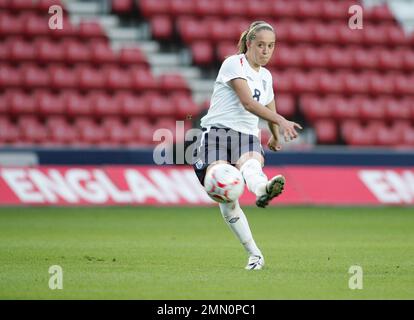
[200,54,274,137]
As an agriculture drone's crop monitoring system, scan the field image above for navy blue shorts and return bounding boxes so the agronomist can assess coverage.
[192,126,264,186]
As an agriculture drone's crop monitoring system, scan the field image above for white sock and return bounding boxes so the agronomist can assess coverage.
[239,158,268,197]
[219,200,262,257]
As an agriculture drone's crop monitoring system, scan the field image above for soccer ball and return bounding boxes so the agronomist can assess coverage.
[204,163,245,203]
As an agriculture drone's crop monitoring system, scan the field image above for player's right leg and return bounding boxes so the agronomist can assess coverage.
[236,152,285,208]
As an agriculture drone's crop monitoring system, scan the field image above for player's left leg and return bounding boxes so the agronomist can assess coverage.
[219,200,264,270]
[236,152,285,208]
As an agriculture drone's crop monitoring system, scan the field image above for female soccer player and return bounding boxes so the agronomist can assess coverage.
[192,21,302,270]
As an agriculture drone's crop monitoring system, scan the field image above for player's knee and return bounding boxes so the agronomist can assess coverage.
[219,201,240,222]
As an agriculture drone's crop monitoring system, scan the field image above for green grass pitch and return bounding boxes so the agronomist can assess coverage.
[0,206,413,299]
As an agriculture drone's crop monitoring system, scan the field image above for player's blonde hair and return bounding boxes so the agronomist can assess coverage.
[238,21,274,54]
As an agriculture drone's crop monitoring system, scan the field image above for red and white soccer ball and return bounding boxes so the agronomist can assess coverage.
[204,163,245,203]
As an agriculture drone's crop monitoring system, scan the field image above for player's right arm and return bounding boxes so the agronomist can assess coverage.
[230,78,302,141]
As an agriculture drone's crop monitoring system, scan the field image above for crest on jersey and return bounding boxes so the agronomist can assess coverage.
[262,80,267,91]
[195,159,204,169]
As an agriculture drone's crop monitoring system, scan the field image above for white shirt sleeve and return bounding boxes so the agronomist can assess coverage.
[265,72,274,106]
[219,56,247,84]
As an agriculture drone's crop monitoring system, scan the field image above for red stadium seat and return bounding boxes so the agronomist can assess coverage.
[170,0,195,16]
[37,0,64,12]
[107,124,135,145]
[65,92,94,117]
[216,42,237,62]
[312,23,338,45]
[314,119,337,144]
[9,0,37,11]
[104,67,132,90]
[0,118,20,144]
[330,95,359,120]
[326,46,353,69]
[112,0,133,13]
[49,65,78,89]
[35,91,66,116]
[377,48,404,71]
[22,64,50,88]
[146,93,175,118]
[129,67,158,91]
[342,71,371,95]
[246,0,272,19]
[49,123,79,145]
[402,49,414,71]
[209,20,235,42]
[170,93,200,119]
[79,123,107,145]
[116,93,147,118]
[344,122,377,146]
[381,97,411,121]
[362,25,388,46]
[321,1,350,20]
[402,126,414,146]
[194,0,221,17]
[357,96,386,121]
[191,41,214,65]
[376,124,401,146]
[274,45,303,68]
[49,18,77,40]
[150,15,173,39]
[352,48,378,70]
[90,92,120,117]
[366,3,394,22]
[0,42,9,62]
[158,73,189,93]
[24,14,50,37]
[76,66,105,91]
[118,47,148,67]
[386,25,409,47]
[275,94,295,117]
[90,42,118,65]
[19,118,49,144]
[178,18,209,44]
[0,12,24,36]
[222,0,247,17]
[0,92,8,114]
[35,39,65,64]
[296,0,322,19]
[287,22,315,43]
[64,40,91,64]
[7,91,37,116]
[139,0,170,18]
[369,73,395,95]
[291,71,319,94]
[9,39,36,62]
[128,117,154,144]
[337,25,364,45]
[318,72,344,94]
[45,115,69,129]
[78,20,107,40]
[300,95,332,122]
[0,65,21,88]
[270,1,296,19]
[272,69,295,93]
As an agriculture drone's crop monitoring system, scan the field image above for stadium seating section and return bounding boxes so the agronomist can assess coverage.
[134,0,414,148]
[0,0,196,147]
[1,0,413,148]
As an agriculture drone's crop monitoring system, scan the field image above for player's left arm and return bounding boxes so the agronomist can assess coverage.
[265,99,282,151]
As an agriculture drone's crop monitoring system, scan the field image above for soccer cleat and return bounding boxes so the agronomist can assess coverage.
[245,255,265,270]
[255,174,285,208]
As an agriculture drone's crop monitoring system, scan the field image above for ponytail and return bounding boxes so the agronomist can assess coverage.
[237,30,249,54]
